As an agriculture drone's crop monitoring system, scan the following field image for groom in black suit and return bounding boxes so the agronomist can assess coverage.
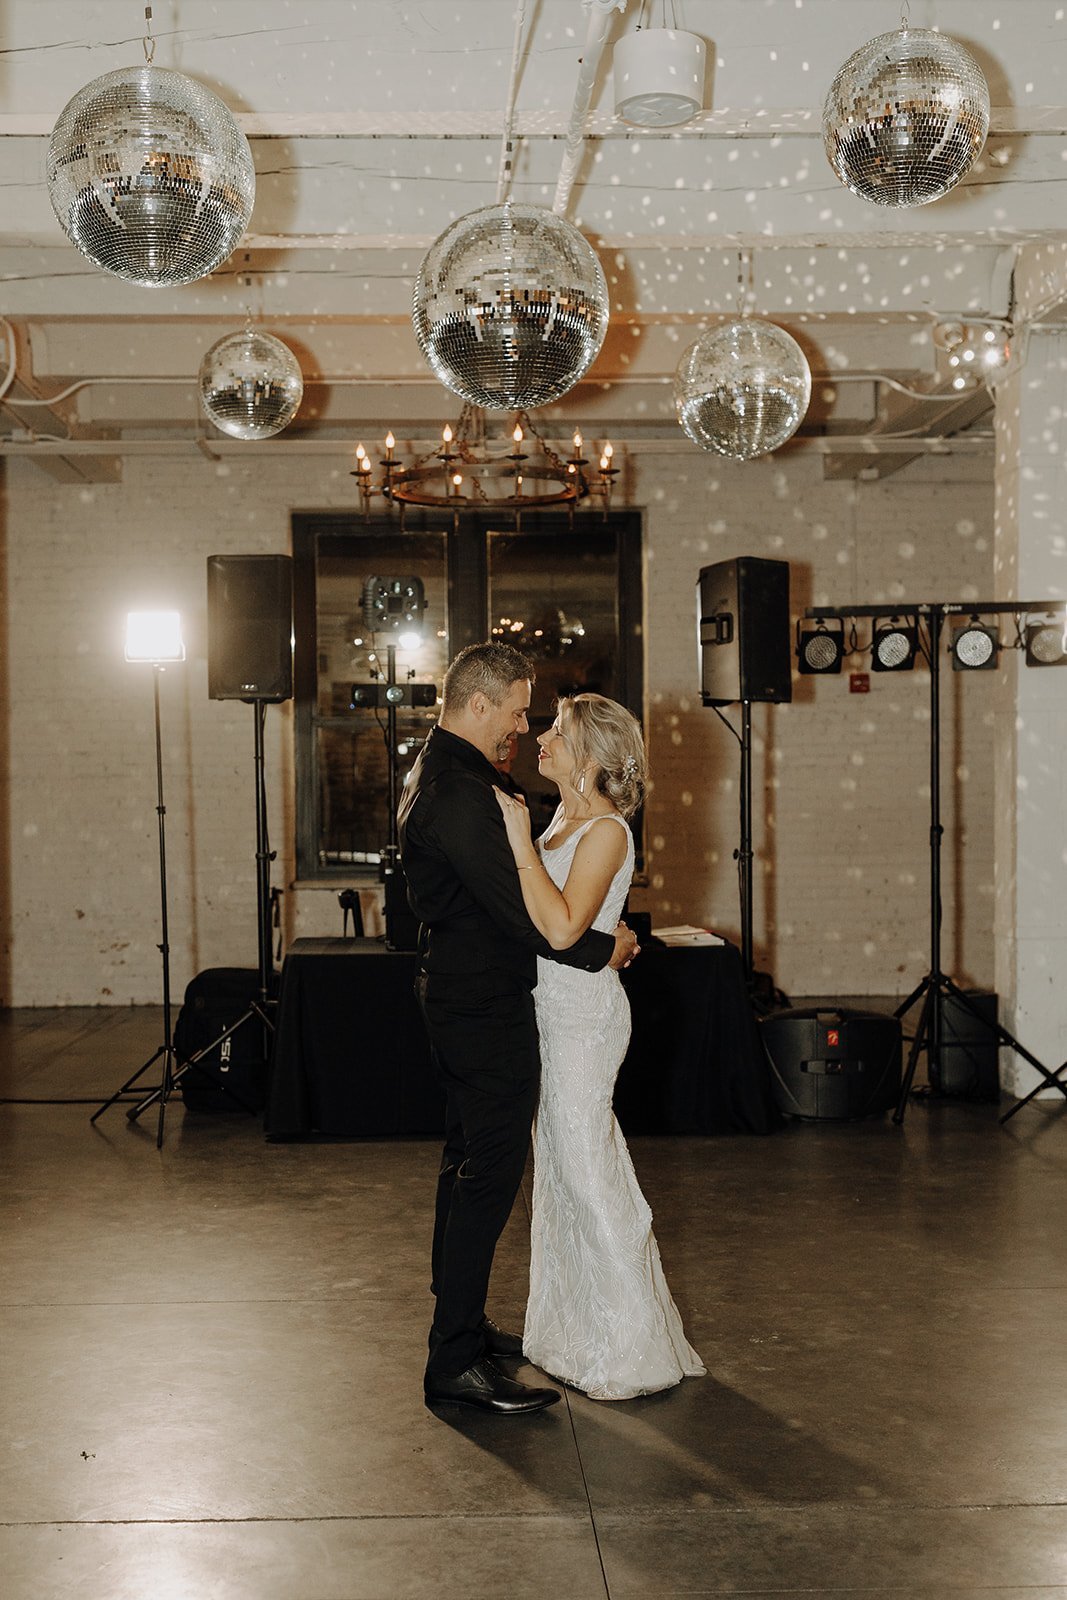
[398,642,637,1414]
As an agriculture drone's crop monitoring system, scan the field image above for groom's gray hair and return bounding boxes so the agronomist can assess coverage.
[441,641,536,715]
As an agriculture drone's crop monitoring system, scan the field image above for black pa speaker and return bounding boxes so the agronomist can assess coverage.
[207,554,293,702]
[760,1007,902,1120]
[931,990,999,1102]
[697,556,792,705]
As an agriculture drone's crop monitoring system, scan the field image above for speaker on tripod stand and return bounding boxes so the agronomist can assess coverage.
[697,557,791,991]
[135,555,293,1124]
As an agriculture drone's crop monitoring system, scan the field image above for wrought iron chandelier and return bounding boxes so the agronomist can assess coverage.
[349,405,617,514]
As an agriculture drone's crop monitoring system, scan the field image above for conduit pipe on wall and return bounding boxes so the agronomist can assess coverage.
[553,0,628,218]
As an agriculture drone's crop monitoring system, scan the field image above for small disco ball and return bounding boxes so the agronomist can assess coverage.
[823,27,989,208]
[412,201,609,410]
[199,330,303,440]
[674,320,812,460]
[47,65,255,286]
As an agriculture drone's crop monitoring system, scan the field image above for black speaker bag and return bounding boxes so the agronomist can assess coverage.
[698,556,792,705]
[207,554,294,702]
[760,1007,902,1120]
[931,990,999,1102]
[174,967,275,1114]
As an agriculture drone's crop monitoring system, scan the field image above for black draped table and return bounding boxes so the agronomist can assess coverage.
[265,936,777,1139]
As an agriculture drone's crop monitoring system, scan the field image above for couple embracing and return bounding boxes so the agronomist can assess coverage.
[398,642,704,1413]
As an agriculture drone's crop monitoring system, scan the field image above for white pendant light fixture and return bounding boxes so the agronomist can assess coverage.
[614,26,706,128]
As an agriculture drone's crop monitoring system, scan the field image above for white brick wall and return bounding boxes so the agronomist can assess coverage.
[0,444,995,1006]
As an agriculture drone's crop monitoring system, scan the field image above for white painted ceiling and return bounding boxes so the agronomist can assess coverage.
[3,0,1067,481]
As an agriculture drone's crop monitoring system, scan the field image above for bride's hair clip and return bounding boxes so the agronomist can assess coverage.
[622,754,639,780]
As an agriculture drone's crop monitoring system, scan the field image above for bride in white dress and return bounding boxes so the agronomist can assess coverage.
[494,694,705,1401]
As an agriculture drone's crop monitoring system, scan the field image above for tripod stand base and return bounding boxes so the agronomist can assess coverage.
[894,973,1064,1125]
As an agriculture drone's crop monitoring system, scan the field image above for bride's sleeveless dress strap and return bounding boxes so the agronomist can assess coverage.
[576,813,630,835]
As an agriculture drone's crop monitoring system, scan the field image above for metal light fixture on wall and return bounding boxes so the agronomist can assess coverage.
[674,319,812,460]
[411,200,609,411]
[46,10,255,286]
[823,23,989,208]
[199,327,304,441]
[933,319,1014,390]
[613,27,707,127]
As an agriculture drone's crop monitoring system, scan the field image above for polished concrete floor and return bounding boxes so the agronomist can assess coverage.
[2,1005,1067,1599]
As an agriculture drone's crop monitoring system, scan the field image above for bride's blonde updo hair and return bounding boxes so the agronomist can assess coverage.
[560,693,647,819]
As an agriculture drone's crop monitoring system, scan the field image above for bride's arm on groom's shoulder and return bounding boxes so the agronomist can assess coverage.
[494,790,626,950]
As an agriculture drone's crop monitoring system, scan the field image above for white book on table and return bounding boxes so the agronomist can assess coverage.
[651,925,725,947]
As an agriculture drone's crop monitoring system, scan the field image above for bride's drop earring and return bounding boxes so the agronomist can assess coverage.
[576,770,586,795]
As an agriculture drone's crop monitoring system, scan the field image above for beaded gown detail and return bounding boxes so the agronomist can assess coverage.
[523,810,705,1400]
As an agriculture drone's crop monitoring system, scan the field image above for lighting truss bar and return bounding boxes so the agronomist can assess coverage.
[805,600,1065,619]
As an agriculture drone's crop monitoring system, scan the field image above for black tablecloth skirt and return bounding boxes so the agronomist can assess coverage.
[266,937,777,1139]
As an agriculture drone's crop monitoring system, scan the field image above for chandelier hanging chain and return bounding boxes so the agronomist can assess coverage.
[142,4,155,65]
[496,0,528,204]
[900,0,911,29]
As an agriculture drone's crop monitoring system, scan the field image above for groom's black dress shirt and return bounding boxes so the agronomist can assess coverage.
[398,724,614,983]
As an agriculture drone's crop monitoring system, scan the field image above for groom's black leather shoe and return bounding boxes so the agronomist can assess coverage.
[425,1356,561,1414]
[481,1315,524,1358]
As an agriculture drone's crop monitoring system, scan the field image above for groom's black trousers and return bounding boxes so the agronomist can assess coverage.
[417,969,541,1381]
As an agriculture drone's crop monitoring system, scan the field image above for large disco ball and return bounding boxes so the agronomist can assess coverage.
[675,321,811,460]
[47,65,255,286]
[412,201,609,409]
[823,27,989,207]
[199,330,303,440]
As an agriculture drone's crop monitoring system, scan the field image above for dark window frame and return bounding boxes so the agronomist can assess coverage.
[292,507,644,882]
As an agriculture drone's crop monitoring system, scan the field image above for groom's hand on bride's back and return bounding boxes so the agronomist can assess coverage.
[608,922,639,970]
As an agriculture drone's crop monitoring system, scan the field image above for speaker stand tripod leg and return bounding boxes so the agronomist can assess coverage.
[929,975,1067,1122]
[90,1046,167,1125]
[893,978,934,1124]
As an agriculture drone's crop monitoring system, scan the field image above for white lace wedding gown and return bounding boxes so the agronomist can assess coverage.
[524,809,706,1400]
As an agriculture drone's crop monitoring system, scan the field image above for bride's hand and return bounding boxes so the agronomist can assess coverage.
[494,785,534,858]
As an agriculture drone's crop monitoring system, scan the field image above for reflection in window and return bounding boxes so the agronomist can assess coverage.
[293,511,642,881]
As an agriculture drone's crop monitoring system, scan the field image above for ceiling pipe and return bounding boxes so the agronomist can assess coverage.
[553,0,628,218]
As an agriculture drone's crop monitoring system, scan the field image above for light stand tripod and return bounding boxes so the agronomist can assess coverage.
[92,618,185,1148]
[93,697,277,1143]
[125,700,277,1126]
[805,600,1066,1125]
[893,603,1067,1123]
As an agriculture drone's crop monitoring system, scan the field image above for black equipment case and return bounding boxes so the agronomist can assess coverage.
[174,967,275,1114]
